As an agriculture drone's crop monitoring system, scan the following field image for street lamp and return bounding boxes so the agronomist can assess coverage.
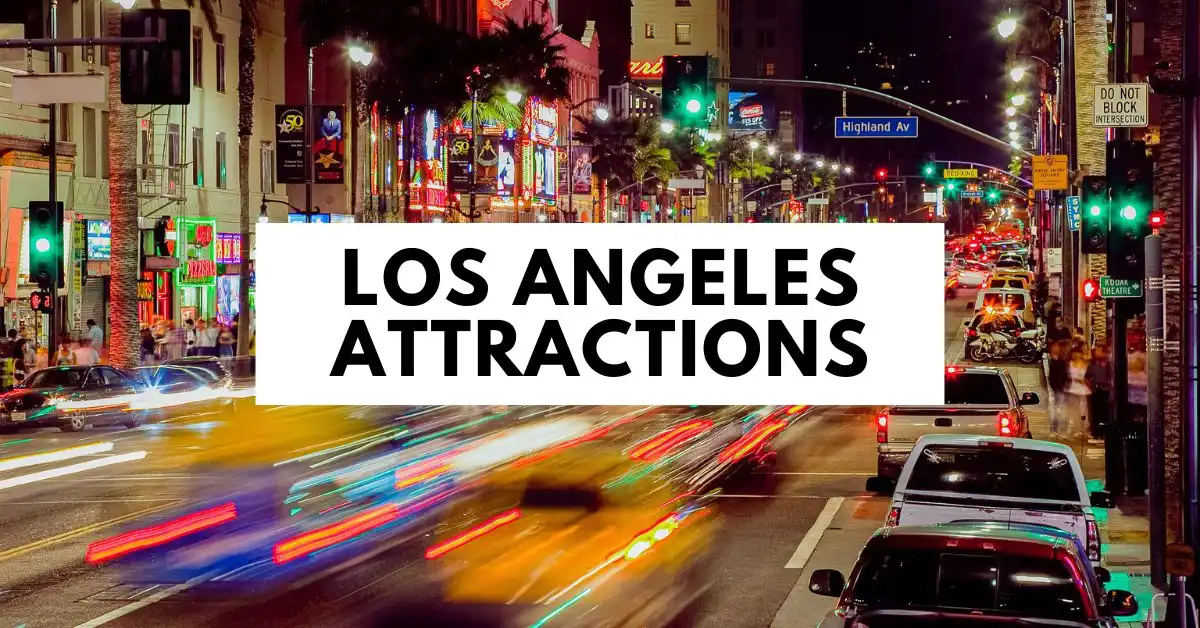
[594,106,610,122]
[660,120,675,134]
[1009,66,1026,82]
[505,89,523,105]
[1009,131,1021,140]
[792,152,802,162]
[1010,94,1027,107]
[258,205,270,223]
[766,144,778,156]
[748,139,760,150]
[1008,121,1019,131]
[843,166,852,174]
[1005,106,1017,117]
[997,17,1018,39]
[830,162,840,171]
[815,159,824,168]
[1009,139,1021,149]
[348,44,373,67]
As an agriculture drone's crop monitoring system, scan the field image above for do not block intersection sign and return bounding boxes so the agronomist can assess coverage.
[1094,84,1149,128]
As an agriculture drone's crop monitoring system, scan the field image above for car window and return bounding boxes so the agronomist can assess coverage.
[852,549,1088,621]
[906,445,1082,502]
[521,485,602,511]
[945,372,1011,405]
[24,369,85,388]
[84,369,105,388]
[99,368,129,387]
[980,293,1027,310]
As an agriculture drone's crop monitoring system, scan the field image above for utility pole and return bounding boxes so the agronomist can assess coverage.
[1147,232,1167,589]
[48,0,60,356]
[1182,0,1200,613]
[305,47,314,214]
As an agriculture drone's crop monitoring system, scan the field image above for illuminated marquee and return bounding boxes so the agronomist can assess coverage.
[629,58,665,79]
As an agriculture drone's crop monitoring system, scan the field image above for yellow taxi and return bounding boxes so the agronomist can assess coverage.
[424,443,720,627]
[988,269,1034,290]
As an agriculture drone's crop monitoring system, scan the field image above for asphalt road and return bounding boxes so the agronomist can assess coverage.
[0,297,971,627]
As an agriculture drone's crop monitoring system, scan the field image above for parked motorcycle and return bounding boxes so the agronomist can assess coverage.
[967,328,1044,364]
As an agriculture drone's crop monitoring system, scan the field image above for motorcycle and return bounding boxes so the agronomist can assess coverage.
[967,328,1044,364]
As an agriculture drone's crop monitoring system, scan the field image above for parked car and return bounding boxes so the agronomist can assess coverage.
[808,523,1138,627]
[0,366,144,432]
[883,435,1112,566]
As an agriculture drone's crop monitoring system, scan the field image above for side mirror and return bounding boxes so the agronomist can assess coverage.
[1106,589,1138,617]
[808,569,845,597]
[1090,490,1115,509]
[963,320,971,327]
[1095,567,1112,583]
[1018,392,1040,406]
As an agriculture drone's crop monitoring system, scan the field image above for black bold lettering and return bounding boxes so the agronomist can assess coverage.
[330,320,385,376]
[387,320,428,376]
[524,320,580,376]
[431,320,470,376]
[817,248,857,306]
[383,249,440,306]
[448,248,488,306]
[574,249,622,305]
[682,319,696,376]
[513,249,569,305]
[827,319,867,377]
[774,249,808,306]
[767,319,817,376]
[582,319,631,377]
[635,320,675,376]
[631,248,683,306]
[344,249,377,305]
[703,320,760,377]
[691,249,725,306]
[734,249,766,305]
[477,320,522,376]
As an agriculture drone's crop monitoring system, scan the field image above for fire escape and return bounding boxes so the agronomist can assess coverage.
[136,104,188,215]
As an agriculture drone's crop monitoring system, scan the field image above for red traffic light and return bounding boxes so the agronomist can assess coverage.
[1149,210,1165,229]
[1081,278,1100,302]
[875,168,888,182]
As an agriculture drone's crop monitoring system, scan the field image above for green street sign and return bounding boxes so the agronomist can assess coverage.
[1099,275,1143,298]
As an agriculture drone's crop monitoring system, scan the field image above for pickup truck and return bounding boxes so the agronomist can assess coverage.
[871,365,1038,485]
[883,435,1114,566]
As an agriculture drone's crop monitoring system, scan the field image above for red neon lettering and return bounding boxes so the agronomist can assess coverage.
[187,260,216,279]
[629,58,665,78]
[194,225,214,247]
[740,104,764,117]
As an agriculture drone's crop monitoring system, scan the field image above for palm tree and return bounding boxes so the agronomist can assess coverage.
[1074,0,1109,344]
[482,18,571,104]
[234,1,261,356]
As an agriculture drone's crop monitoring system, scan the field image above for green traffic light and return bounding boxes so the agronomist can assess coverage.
[946,182,956,191]
[923,165,935,176]
[686,98,701,114]
[1089,205,1102,217]
[34,237,51,253]
[1120,205,1137,221]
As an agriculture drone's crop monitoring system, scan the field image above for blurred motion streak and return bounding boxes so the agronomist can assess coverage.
[0,450,147,490]
[0,441,114,472]
[628,420,714,462]
[425,508,521,559]
[273,491,452,565]
[85,502,239,564]
[529,588,592,628]
[718,419,787,463]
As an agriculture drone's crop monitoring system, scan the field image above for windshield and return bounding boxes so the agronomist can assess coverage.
[980,293,1026,310]
[906,445,1081,502]
[133,367,207,391]
[852,549,1088,621]
[521,485,602,511]
[944,372,1011,405]
[23,369,85,389]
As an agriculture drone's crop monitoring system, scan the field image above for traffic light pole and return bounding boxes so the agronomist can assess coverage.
[48,0,60,358]
[1147,232,1167,589]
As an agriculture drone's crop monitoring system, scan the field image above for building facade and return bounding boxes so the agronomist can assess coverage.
[729,0,802,148]
[630,0,730,122]
[1,0,285,346]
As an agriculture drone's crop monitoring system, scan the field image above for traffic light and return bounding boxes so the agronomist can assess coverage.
[836,215,847,223]
[120,9,191,105]
[1081,278,1100,302]
[661,56,712,129]
[1080,175,1108,254]
[985,189,999,203]
[927,210,935,222]
[922,163,936,178]
[1149,210,1165,231]
[1106,140,1152,279]
[28,201,64,291]
[874,168,889,182]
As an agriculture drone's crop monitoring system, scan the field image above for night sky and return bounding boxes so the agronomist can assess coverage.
[801,0,1010,175]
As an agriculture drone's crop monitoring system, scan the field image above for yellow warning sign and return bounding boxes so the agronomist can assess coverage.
[1032,155,1069,190]
[943,168,978,179]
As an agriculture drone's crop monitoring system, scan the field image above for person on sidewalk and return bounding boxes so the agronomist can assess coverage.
[1085,346,1111,443]
[1064,349,1092,439]
[56,343,73,366]
[1048,340,1071,437]
[71,339,100,367]
[184,319,198,356]
[86,319,104,351]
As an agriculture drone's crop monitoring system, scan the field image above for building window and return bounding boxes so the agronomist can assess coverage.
[215,33,226,93]
[732,28,742,48]
[191,127,204,186]
[82,107,97,178]
[675,23,692,45]
[192,27,203,88]
[765,29,776,47]
[675,0,691,5]
[167,124,181,167]
[644,23,656,39]
[260,141,275,192]
[100,111,110,178]
[215,131,227,189]
[765,60,777,77]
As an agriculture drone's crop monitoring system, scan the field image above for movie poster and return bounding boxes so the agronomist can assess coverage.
[474,136,501,195]
[571,146,592,195]
[312,105,346,184]
[494,140,517,197]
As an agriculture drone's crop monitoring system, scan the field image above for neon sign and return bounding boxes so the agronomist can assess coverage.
[176,216,217,287]
[216,233,242,264]
[630,58,665,79]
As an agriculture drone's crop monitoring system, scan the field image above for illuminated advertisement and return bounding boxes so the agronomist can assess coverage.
[216,233,242,264]
[728,92,776,132]
[86,220,111,260]
[448,135,472,193]
[176,216,217,287]
[495,139,517,197]
[312,105,346,184]
[534,145,557,200]
[629,58,665,80]
[532,101,558,144]
[288,213,331,223]
[571,146,592,195]
[217,275,240,326]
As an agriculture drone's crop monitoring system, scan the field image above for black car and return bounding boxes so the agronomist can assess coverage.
[163,356,230,385]
[0,366,144,432]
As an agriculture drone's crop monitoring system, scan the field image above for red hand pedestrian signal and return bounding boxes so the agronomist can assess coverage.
[1081,278,1100,302]
[29,291,53,313]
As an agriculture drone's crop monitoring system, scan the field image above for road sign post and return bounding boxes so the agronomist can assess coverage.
[833,116,919,139]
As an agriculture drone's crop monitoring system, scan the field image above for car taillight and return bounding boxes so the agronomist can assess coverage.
[998,410,1014,436]
[967,329,978,337]
[1085,517,1100,562]
[884,506,901,527]
[876,411,888,443]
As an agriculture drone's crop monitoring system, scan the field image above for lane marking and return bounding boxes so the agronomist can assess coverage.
[0,499,179,505]
[785,496,845,569]
[0,442,115,473]
[0,500,184,562]
[0,451,147,491]
[764,472,874,476]
[73,575,210,628]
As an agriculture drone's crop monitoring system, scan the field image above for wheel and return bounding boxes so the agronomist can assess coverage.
[1016,344,1040,364]
[967,343,988,362]
[60,415,87,432]
[123,415,143,429]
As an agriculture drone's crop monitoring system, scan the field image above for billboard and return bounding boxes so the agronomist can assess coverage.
[448,135,472,193]
[570,146,592,195]
[86,220,111,260]
[274,105,306,183]
[728,91,776,133]
[495,139,517,197]
[312,105,346,184]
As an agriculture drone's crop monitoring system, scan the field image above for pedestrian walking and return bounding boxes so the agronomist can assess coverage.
[1048,340,1070,437]
[184,319,198,356]
[86,319,104,350]
[140,327,157,364]
[1085,346,1111,442]
[56,343,73,366]
[1063,349,1091,439]
[197,319,219,356]
[71,339,100,366]
[218,325,235,359]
